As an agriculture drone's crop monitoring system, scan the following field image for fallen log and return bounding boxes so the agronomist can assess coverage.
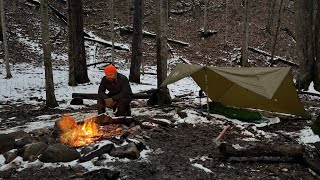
[27,0,128,51]
[87,61,112,67]
[219,143,304,158]
[119,26,189,46]
[84,36,130,51]
[170,6,193,14]
[219,143,320,175]
[79,144,115,162]
[248,46,299,67]
[72,92,152,100]
[298,91,320,97]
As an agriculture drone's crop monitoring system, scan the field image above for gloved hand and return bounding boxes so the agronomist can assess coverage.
[104,98,117,108]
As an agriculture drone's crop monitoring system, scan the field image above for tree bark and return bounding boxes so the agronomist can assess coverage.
[0,13,3,41]
[0,0,11,78]
[314,1,320,91]
[40,0,58,107]
[129,0,144,83]
[156,0,172,106]
[240,0,249,67]
[270,0,284,63]
[266,0,276,34]
[203,0,208,35]
[67,0,89,86]
[111,0,115,64]
[294,0,315,90]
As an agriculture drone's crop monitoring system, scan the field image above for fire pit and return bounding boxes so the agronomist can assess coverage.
[56,114,122,147]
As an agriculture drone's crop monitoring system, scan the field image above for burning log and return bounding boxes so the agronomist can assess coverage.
[56,115,106,147]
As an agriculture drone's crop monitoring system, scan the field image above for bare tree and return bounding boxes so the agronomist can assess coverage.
[203,0,208,36]
[0,14,3,41]
[294,0,315,90]
[129,0,144,83]
[67,0,89,86]
[315,1,320,90]
[40,0,58,107]
[240,0,249,67]
[156,0,171,105]
[111,0,115,64]
[224,0,228,44]
[266,0,276,34]
[270,0,284,63]
[0,0,11,78]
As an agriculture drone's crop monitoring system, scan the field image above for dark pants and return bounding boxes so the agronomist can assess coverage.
[97,96,132,116]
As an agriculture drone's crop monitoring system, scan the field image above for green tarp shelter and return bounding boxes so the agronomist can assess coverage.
[161,63,308,118]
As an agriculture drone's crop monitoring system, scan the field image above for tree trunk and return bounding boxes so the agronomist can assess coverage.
[294,0,315,90]
[0,0,11,78]
[156,0,171,105]
[0,13,3,41]
[271,0,284,63]
[224,0,228,44]
[40,0,58,107]
[314,1,320,91]
[111,0,115,64]
[129,0,144,83]
[266,0,276,34]
[240,0,249,67]
[203,0,208,35]
[67,0,89,86]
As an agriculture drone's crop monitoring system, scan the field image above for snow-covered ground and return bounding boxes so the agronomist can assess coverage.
[1,40,320,173]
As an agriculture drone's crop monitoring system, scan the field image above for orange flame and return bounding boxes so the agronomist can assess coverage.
[57,114,102,147]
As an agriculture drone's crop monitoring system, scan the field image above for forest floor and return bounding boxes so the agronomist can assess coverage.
[1,0,320,179]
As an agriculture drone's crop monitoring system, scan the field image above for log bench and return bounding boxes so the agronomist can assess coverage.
[70,92,153,105]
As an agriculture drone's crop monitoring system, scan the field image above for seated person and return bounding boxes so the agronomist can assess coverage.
[97,64,133,117]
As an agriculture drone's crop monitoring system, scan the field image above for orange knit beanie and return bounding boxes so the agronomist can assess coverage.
[104,65,117,74]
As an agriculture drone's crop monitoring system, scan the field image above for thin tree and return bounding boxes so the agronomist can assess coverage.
[129,0,144,83]
[270,0,284,63]
[315,0,320,90]
[156,0,171,105]
[294,0,315,90]
[40,0,58,107]
[266,0,276,34]
[240,0,249,67]
[203,0,208,36]
[67,0,89,86]
[224,0,228,44]
[111,0,115,64]
[0,0,11,78]
[313,1,320,90]
[0,14,3,41]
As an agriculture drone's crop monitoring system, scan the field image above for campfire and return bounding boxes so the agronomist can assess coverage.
[57,114,122,147]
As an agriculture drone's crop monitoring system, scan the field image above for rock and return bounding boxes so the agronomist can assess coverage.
[4,151,17,164]
[83,169,120,180]
[8,130,30,140]
[128,125,141,136]
[30,128,51,136]
[110,142,140,159]
[0,134,15,153]
[15,136,37,148]
[39,144,80,162]
[177,109,188,119]
[23,142,48,161]
[311,114,320,135]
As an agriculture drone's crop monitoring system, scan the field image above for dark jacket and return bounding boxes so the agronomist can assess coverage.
[98,73,133,101]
